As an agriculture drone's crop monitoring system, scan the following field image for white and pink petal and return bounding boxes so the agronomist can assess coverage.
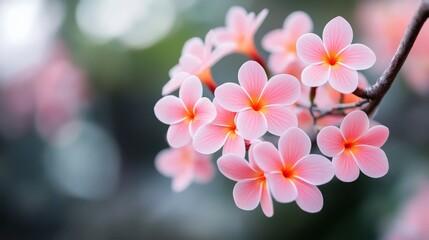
[264,106,298,136]
[236,109,268,140]
[233,179,262,211]
[294,180,324,213]
[317,126,345,157]
[328,65,359,94]
[154,96,187,125]
[278,127,312,167]
[293,154,334,185]
[323,16,353,54]
[333,150,360,182]
[301,63,330,87]
[339,44,376,70]
[167,121,192,148]
[353,145,389,178]
[266,173,298,203]
[238,61,267,100]
[217,154,258,181]
[262,74,301,106]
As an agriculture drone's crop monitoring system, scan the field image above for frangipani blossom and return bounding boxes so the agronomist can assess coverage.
[154,76,216,148]
[262,11,313,74]
[215,61,300,140]
[213,6,268,59]
[193,102,245,157]
[317,110,389,182]
[253,127,334,213]
[296,16,376,94]
[162,31,234,95]
[155,144,215,192]
[217,143,274,217]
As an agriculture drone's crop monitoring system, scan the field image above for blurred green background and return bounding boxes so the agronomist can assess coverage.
[1,0,429,239]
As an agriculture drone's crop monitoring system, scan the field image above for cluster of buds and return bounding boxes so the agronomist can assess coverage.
[154,6,389,217]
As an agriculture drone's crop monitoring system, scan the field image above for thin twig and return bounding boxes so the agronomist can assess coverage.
[315,99,369,119]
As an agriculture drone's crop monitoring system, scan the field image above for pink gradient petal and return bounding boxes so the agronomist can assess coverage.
[178,54,202,73]
[266,173,298,203]
[323,16,353,54]
[217,154,257,181]
[193,125,229,154]
[226,6,247,32]
[253,142,283,172]
[285,11,313,38]
[167,121,192,148]
[180,76,203,111]
[238,61,268,100]
[215,83,250,112]
[182,37,204,58]
[328,66,359,94]
[264,106,298,136]
[333,150,360,182]
[296,33,327,64]
[294,154,334,185]
[211,103,234,126]
[194,155,215,183]
[260,184,274,217]
[223,135,246,158]
[207,43,235,67]
[262,29,285,52]
[162,72,191,95]
[262,74,301,106]
[172,168,193,192]
[294,180,324,213]
[233,179,262,211]
[357,125,389,147]
[339,44,376,70]
[340,110,369,141]
[267,53,295,73]
[301,63,330,87]
[154,148,183,177]
[154,96,187,125]
[236,109,267,140]
[250,9,268,36]
[212,28,236,45]
[353,145,389,178]
[190,97,217,136]
[278,127,311,167]
[317,126,345,157]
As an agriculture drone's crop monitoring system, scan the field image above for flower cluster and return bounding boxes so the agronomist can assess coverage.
[154,6,390,217]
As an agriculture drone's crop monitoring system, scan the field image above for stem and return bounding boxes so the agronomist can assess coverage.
[199,68,217,94]
[315,99,369,119]
[353,0,429,115]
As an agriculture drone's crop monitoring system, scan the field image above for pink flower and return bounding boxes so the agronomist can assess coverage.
[213,6,268,57]
[162,31,234,95]
[296,16,376,94]
[253,127,334,213]
[217,143,273,217]
[317,110,389,182]
[155,144,215,192]
[262,11,313,74]
[193,102,245,157]
[154,76,216,148]
[215,60,300,140]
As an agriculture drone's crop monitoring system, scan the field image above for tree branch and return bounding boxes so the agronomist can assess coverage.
[353,0,429,115]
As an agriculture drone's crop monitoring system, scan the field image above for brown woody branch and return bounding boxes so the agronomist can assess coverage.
[353,0,429,115]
